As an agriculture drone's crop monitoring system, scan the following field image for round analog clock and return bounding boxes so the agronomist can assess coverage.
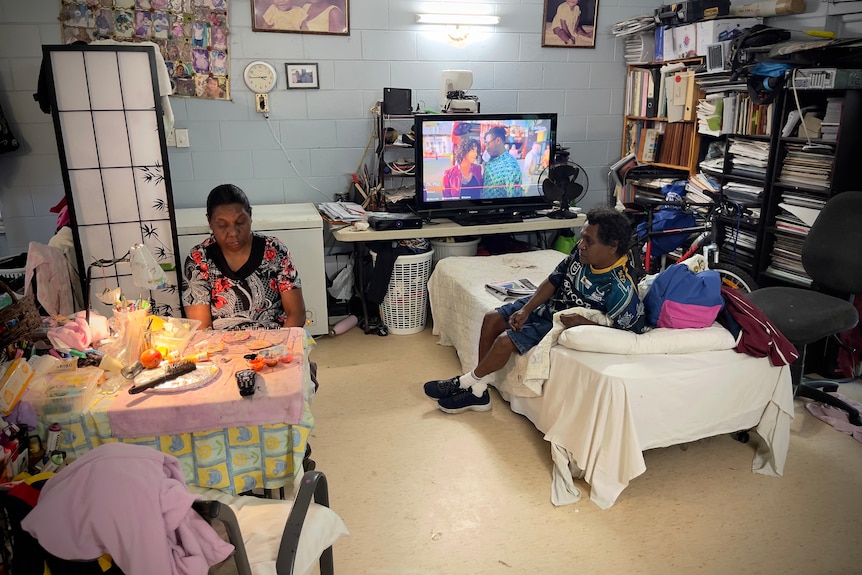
[243,61,278,93]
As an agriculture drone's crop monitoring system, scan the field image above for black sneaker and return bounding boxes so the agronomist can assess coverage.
[423,376,464,400]
[438,389,491,414]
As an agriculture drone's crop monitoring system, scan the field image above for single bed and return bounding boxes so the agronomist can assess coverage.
[428,250,794,509]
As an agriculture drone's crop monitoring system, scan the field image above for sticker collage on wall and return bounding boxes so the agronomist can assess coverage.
[59,0,230,101]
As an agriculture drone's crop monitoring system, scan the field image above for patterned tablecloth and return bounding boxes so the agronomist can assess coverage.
[54,328,315,495]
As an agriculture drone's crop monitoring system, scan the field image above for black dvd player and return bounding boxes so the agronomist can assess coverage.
[368,213,423,231]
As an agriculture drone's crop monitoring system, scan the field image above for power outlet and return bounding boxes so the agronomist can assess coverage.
[175,128,190,148]
[306,309,316,327]
[166,128,176,146]
[256,93,269,114]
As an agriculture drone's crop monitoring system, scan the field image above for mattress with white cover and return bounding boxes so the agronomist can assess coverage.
[428,250,793,509]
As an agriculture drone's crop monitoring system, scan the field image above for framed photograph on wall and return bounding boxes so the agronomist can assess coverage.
[286,63,320,89]
[542,0,598,48]
[251,0,349,35]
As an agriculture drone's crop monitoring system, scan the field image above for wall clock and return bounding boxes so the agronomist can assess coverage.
[243,61,277,93]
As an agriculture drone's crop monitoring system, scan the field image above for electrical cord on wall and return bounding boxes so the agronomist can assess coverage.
[263,115,334,202]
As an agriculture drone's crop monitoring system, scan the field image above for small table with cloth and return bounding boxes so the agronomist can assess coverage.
[53,328,314,495]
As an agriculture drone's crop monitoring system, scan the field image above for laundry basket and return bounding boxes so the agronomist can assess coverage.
[430,237,480,267]
[373,249,434,335]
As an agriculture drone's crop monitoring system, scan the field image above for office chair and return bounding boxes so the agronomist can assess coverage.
[747,191,862,426]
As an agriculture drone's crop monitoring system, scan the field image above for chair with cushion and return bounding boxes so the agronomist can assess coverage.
[747,191,862,426]
[191,470,348,575]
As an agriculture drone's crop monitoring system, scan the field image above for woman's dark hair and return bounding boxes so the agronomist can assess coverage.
[454,137,480,164]
[206,184,252,218]
[586,207,632,257]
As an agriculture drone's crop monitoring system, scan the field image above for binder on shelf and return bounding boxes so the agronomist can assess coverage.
[683,71,697,121]
[667,70,691,123]
[645,68,661,118]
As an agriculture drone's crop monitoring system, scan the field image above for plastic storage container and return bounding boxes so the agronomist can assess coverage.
[373,250,434,335]
[26,367,103,423]
[430,237,480,267]
[149,317,202,355]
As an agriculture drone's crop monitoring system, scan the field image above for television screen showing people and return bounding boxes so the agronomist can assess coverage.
[419,116,554,203]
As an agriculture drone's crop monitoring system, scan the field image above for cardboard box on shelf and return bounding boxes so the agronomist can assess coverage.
[671,24,697,59]
[696,17,761,56]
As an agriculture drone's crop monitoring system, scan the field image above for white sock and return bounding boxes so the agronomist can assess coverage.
[460,370,488,398]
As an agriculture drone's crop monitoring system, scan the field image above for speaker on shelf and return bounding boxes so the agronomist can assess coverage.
[383,88,412,116]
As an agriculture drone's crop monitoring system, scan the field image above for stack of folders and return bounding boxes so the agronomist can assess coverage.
[777,144,834,190]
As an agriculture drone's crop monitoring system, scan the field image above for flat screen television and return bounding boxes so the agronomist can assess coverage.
[413,112,558,223]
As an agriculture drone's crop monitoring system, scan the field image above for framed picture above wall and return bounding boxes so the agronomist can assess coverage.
[252,0,349,35]
[542,0,598,48]
[286,63,320,89]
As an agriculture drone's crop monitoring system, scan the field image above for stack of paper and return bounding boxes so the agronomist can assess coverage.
[777,144,834,190]
[821,97,843,141]
[722,181,763,205]
[623,32,655,64]
[696,95,723,136]
[318,201,366,222]
[727,138,770,179]
[686,172,720,205]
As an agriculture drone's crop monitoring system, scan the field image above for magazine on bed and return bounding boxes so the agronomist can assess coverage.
[485,278,538,301]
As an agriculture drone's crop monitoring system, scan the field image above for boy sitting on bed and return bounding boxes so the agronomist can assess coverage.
[424,207,647,414]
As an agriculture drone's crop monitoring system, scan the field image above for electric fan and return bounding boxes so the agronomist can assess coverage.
[538,159,589,219]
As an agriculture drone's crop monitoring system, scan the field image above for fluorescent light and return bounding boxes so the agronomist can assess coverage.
[415,13,501,26]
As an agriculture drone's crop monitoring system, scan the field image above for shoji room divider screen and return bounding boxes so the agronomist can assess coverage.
[43,44,182,319]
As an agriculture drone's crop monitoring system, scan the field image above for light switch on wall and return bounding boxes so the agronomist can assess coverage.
[175,128,190,148]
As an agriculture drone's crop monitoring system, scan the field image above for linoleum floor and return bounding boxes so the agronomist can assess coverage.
[303,325,862,574]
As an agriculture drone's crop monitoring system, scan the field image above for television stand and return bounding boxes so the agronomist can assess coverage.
[452,214,523,226]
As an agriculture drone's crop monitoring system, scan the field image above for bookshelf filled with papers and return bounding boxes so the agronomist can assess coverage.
[715,136,773,275]
[758,84,862,288]
[622,58,704,174]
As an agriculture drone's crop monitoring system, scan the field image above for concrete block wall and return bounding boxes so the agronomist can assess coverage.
[0,0,851,257]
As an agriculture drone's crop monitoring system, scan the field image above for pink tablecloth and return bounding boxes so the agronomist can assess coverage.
[107,329,305,438]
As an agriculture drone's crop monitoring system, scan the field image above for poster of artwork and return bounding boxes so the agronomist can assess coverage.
[59,0,230,100]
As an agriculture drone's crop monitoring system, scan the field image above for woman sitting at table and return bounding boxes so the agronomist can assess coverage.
[182,184,307,331]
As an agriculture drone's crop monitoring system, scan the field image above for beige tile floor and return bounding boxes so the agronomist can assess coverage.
[216,325,862,575]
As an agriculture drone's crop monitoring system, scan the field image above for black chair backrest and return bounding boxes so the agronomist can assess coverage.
[802,191,862,295]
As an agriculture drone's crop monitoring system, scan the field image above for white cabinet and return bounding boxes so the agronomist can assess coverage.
[174,203,328,336]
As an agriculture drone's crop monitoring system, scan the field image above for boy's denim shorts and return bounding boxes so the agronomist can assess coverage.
[497,298,554,355]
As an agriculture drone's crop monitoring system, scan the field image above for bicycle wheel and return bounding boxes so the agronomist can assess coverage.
[711,262,758,293]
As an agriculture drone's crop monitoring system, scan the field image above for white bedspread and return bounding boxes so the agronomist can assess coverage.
[428,251,794,509]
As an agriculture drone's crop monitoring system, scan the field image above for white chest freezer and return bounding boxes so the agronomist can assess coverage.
[174,203,328,336]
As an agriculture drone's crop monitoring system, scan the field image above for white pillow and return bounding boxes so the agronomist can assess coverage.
[189,487,349,575]
[558,323,736,355]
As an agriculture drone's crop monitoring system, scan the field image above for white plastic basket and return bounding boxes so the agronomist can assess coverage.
[430,237,480,266]
[372,250,434,335]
